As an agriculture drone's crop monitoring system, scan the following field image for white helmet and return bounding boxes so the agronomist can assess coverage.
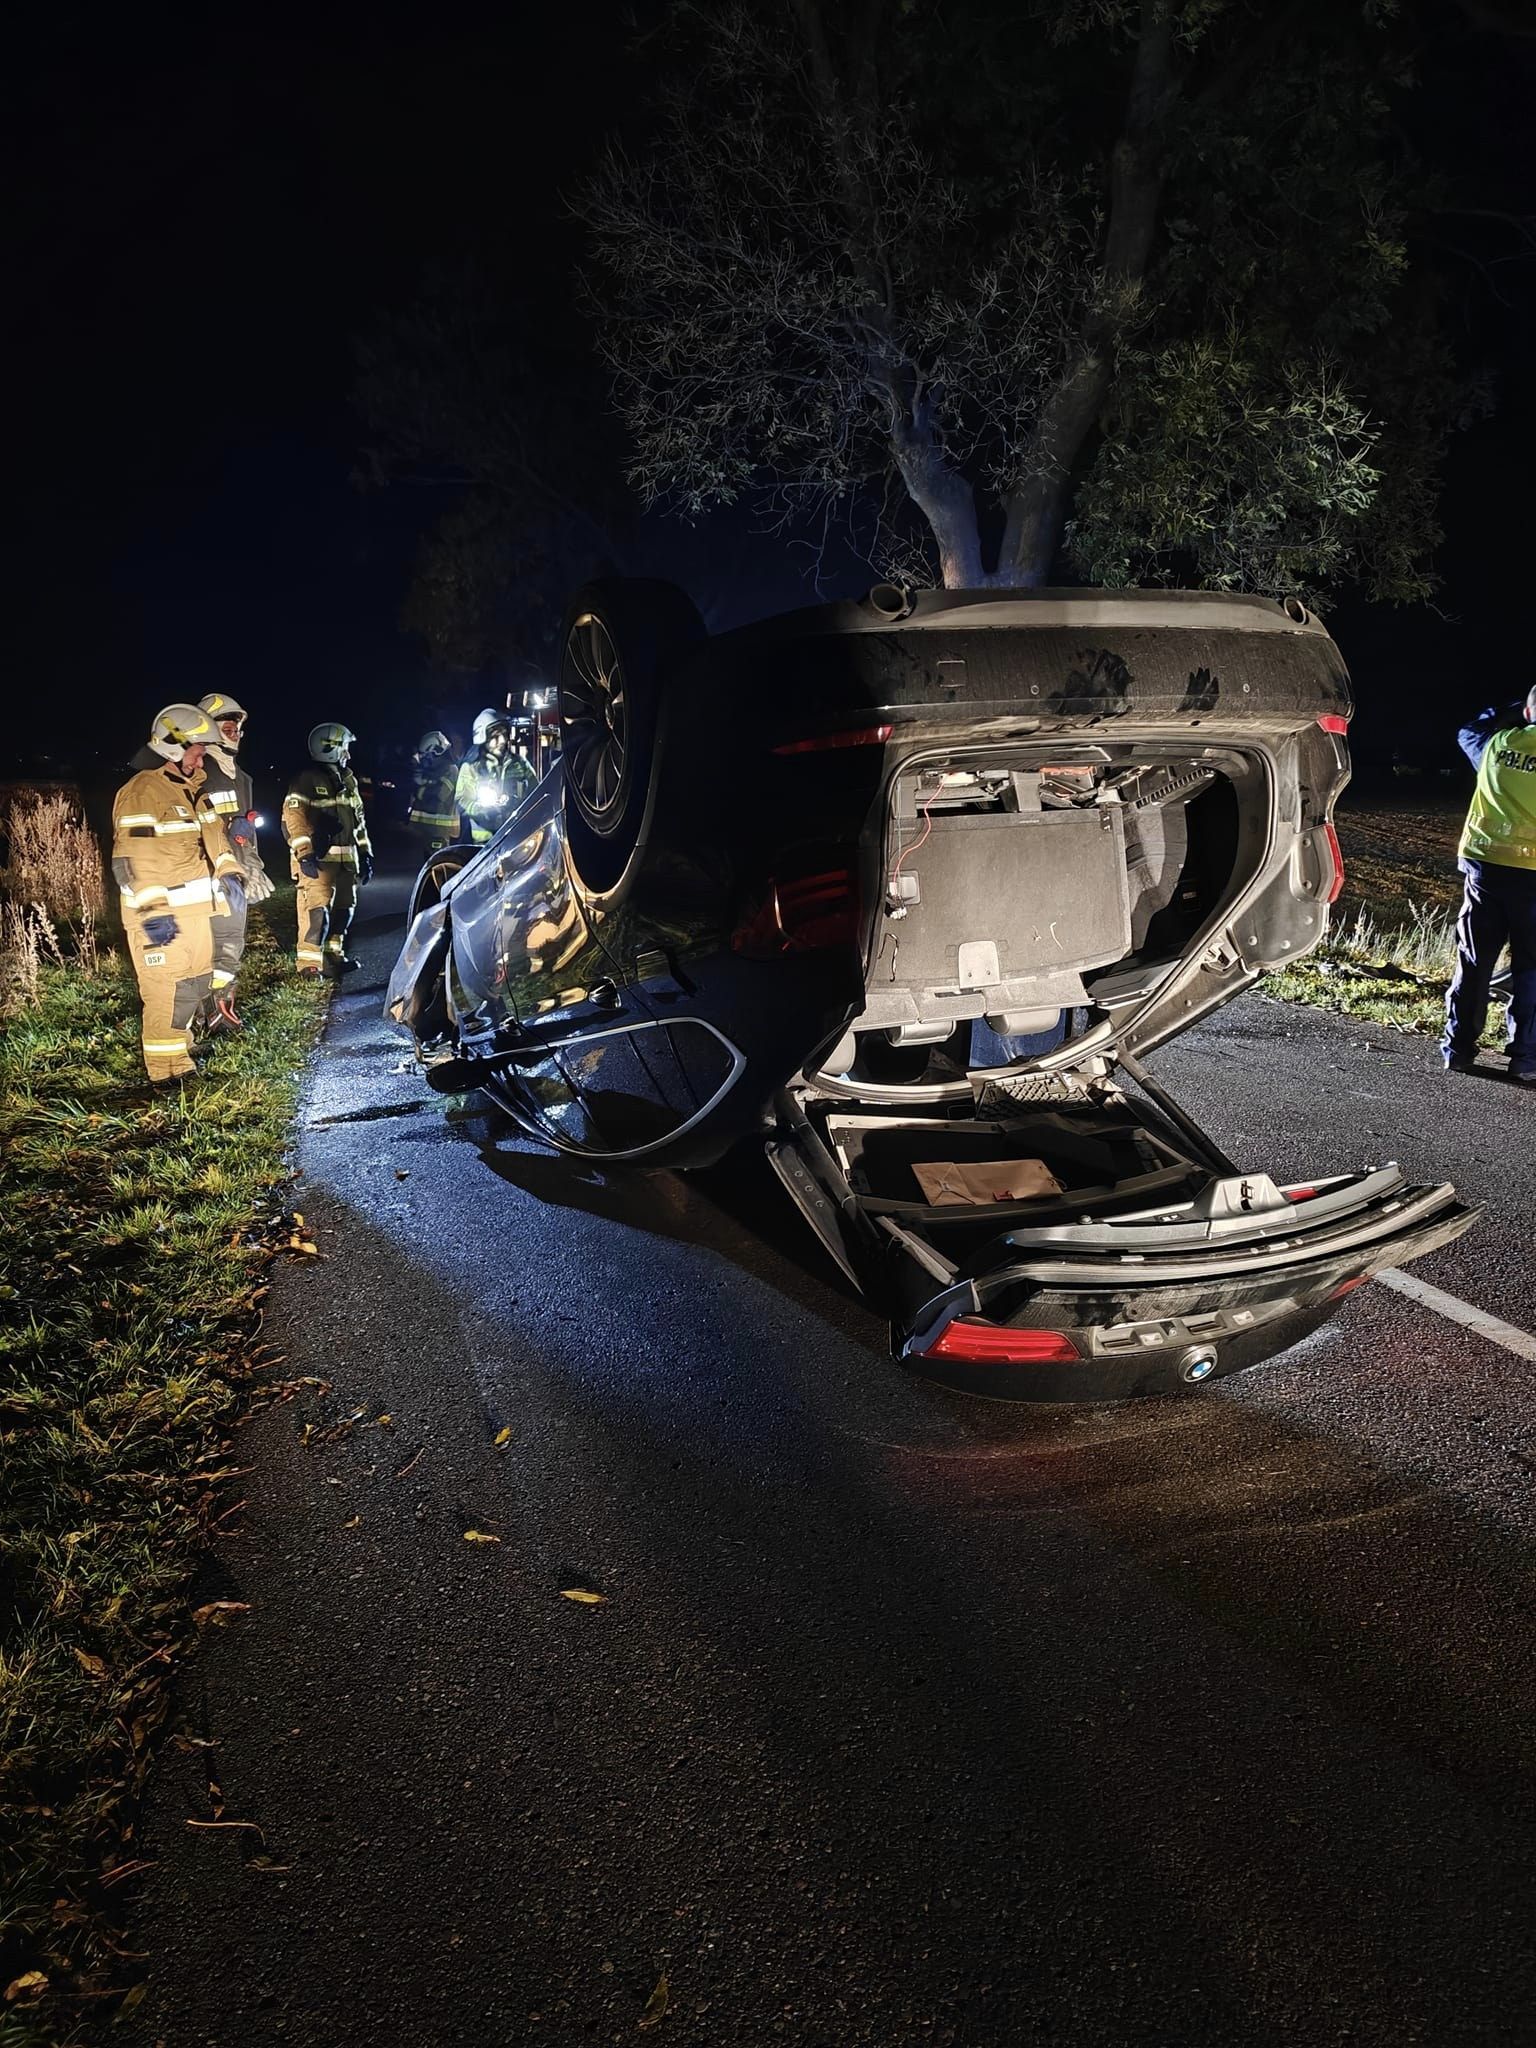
[471,707,508,747]
[148,703,216,762]
[1526,686,1536,724]
[199,691,249,727]
[417,729,451,759]
[308,722,355,765]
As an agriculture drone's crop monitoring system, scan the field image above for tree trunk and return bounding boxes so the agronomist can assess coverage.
[891,410,986,587]
[995,2,1177,587]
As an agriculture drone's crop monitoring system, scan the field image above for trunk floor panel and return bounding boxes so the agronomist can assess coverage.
[829,1110,1172,1205]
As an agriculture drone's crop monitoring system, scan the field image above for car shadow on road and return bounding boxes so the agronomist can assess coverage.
[431,1099,881,1338]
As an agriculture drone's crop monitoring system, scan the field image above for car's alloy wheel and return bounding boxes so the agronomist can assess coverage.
[409,847,473,924]
[561,611,631,833]
[556,580,704,896]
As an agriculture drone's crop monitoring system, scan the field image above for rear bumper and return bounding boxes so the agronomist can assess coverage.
[898,1193,1479,1400]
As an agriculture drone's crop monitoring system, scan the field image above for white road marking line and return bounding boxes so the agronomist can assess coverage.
[1376,1268,1536,1364]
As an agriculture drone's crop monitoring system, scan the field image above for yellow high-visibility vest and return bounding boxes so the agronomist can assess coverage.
[1461,721,1536,870]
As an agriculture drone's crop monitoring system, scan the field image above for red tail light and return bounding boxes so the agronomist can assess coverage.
[772,725,894,756]
[731,868,861,958]
[1329,1274,1370,1300]
[921,1319,1079,1365]
[1323,820,1345,904]
[1317,713,1350,735]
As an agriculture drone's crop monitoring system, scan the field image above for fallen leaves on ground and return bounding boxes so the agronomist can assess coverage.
[73,1648,109,1682]
[191,1600,251,1627]
[637,1972,669,2030]
[282,1213,322,1258]
[494,1426,512,1450]
[5,1972,49,2004]
[559,1587,607,1605]
[463,1529,502,1545]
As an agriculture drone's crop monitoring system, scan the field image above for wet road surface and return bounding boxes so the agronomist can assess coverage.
[128,867,1536,2047]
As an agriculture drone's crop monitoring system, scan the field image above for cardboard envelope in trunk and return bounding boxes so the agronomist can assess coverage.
[911,1158,1065,1207]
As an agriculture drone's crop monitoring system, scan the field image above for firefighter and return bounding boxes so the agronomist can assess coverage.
[194,692,274,1029]
[454,713,527,845]
[1443,687,1536,1082]
[406,729,459,852]
[283,723,373,976]
[111,704,245,1086]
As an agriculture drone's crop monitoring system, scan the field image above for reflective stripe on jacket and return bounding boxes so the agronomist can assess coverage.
[1461,719,1536,871]
[408,760,460,832]
[202,744,254,822]
[283,764,371,861]
[112,763,240,917]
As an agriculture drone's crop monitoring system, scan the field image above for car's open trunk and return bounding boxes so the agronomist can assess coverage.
[842,738,1268,1060]
[770,1070,1477,1399]
[771,720,1472,1394]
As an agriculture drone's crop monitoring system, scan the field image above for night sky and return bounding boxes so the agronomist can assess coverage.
[9,2,1535,792]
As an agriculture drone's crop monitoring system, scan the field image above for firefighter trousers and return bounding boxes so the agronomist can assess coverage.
[208,893,248,993]
[129,913,214,1081]
[406,820,453,860]
[295,862,357,971]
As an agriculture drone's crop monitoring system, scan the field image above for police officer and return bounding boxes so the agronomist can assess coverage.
[111,705,245,1085]
[454,713,529,845]
[406,729,459,853]
[282,723,373,975]
[1443,686,1536,1082]
[194,692,273,1029]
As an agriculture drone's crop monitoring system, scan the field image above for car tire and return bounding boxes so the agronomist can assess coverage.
[559,579,704,894]
[408,844,475,925]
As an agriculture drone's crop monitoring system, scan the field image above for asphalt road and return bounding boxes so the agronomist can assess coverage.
[128,866,1536,2048]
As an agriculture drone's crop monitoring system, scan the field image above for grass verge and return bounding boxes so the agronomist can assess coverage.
[0,899,324,2043]
[1263,901,1498,1042]
[1264,802,1512,1046]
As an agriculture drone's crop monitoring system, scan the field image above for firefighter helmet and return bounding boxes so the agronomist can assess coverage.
[199,691,249,730]
[471,707,508,747]
[308,722,355,765]
[1526,685,1536,724]
[148,703,216,761]
[416,729,451,759]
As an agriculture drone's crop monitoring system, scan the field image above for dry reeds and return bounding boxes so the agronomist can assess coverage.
[0,794,107,1012]
[1,898,42,1010]
[2,791,106,922]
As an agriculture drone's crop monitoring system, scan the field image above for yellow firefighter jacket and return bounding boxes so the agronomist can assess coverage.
[408,758,460,836]
[282,765,372,868]
[111,762,242,921]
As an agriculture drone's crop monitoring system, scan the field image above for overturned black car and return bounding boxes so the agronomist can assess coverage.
[386,581,1477,1397]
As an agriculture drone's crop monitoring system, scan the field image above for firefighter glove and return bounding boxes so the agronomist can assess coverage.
[221,874,246,913]
[142,915,179,945]
[298,854,322,879]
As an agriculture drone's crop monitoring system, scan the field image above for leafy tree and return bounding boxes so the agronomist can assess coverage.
[577,0,1468,601]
